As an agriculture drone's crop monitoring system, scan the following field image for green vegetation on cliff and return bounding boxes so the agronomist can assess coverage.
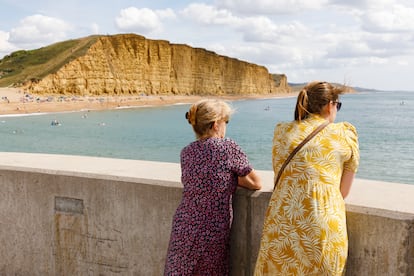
[0,36,98,87]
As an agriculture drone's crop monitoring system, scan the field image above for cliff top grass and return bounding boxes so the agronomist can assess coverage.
[0,35,99,87]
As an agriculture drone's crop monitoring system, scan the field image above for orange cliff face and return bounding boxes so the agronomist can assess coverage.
[26,34,290,96]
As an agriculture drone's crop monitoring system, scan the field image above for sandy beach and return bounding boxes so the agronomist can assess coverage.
[0,87,298,116]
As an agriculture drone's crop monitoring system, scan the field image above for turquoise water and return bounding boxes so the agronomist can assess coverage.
[0,91,413,185]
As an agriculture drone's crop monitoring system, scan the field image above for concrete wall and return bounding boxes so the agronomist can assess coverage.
[0,152,413,275]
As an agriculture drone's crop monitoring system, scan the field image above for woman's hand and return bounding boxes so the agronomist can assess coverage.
[238,169,262,190]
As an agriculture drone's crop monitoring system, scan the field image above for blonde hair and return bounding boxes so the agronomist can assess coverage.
[185,99,234,139]
[294,81,344,121]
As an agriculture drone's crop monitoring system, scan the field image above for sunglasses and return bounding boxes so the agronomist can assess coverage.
[332,101,342,111]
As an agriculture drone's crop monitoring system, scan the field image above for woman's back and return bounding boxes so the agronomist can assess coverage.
[272,114,359,191]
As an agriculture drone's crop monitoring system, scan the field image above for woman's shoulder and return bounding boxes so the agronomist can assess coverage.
[203,137,236,145]
[181,140,198,153]
[274,121,297,134]
[333,121,357,133]
[186,137,239,148]
[182,138,244,153]
[329,122,359,142]
[274,120,295,130]
[222,137,240,147]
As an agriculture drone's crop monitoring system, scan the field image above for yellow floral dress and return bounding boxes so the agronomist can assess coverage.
[254,115,360,276]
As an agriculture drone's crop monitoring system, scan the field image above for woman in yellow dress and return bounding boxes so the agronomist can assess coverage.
[254,81,360,275]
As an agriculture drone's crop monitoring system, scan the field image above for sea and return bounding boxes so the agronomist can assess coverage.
[0,90,412,185]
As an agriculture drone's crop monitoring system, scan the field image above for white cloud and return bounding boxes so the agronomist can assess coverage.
[90,23,100,34]
[327,40,372,58]
[215,0,329,14]
[330,0,396,9]
[240,18,309,43]
[9,14,72,48]
[156,8,176,20]
[362,4,414,32]
[115,7,176,35]
[329,1,414,33]
[0,31,18,58]
[181,3,240,25]
[181,3,309,43]
[115,7,160,33]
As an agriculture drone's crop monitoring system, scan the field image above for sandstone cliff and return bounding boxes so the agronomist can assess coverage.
[24,34,289,96]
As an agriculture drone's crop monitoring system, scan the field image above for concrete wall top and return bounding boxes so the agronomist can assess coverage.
[0,152,182,187]
[0,152,413,215]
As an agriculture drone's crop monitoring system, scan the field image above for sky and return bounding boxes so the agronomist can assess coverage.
[1,0,413,91]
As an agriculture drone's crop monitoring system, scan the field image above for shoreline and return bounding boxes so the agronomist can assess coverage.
[0,88,298,116]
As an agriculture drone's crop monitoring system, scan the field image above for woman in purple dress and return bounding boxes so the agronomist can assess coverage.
[164,99,262,275]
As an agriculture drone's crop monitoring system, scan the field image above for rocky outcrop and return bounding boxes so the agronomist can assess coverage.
[27,34,290,95]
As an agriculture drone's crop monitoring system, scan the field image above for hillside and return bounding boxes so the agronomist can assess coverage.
[0,36,99,87]
[0,34,290,96]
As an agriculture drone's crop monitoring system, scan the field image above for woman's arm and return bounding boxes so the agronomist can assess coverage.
[340,170,355,198]
[238,169,262,190]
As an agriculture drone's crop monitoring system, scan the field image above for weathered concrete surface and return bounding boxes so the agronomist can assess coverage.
[344,179,414,276]
[0,152,413,275]
[0,153,182,275]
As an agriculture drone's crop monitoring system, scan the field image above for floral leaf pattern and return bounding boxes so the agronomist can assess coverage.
[254,115,359,276]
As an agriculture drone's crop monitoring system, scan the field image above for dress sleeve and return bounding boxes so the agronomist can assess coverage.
[342,122,360,172]
[226,139,253,177]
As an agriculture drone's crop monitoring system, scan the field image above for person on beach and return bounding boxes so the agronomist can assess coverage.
[254,81,360,275]
[164,99,262,275]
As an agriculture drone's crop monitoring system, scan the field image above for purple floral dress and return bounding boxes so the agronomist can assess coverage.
[164,137,253,275]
